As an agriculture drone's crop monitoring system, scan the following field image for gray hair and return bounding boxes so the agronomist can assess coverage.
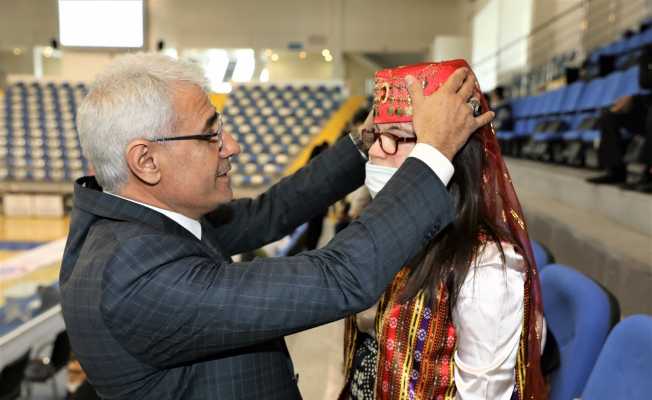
[77,53,208,192]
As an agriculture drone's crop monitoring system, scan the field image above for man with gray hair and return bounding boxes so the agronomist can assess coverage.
[60,53,493,399]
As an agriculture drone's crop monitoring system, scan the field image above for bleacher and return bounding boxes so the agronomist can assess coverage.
[223,83,343,187]
[497,21,651,170]
[0,82,89,184]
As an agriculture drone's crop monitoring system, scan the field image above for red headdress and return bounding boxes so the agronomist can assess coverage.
[372,60,472,124]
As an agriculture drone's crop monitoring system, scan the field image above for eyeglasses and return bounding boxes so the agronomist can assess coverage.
[361,128,417,155]
[150,112,224,150]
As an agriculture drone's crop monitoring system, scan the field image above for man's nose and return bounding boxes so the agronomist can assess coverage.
[220,131,241,157]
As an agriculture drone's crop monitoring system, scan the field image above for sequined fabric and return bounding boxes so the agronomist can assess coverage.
[348,335,378,400]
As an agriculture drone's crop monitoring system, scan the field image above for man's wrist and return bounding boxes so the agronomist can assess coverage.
[409,143,455,185]
[349,131,369,159]
[416,139,454,161]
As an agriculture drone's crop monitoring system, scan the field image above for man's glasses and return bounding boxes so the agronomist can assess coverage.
[361,128,417,155]
[150,112,224,150]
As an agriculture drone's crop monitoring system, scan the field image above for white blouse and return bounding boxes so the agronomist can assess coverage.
[452,242,526,400]
[355,242,530,400]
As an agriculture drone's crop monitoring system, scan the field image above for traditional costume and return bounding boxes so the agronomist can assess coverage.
[340,60,547,400]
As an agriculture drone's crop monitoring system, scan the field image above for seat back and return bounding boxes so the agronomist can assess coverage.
[576,77,607,111]
[558,81,585,113]
[597,70,624,108]
[530,240,552,269]
[621,65,643,97]
[521,96,539,118]
[582,315,652,400]
[540,264,614,400]
[511,97,529,119]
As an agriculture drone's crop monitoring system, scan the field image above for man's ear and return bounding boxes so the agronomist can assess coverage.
[125,140,161,185]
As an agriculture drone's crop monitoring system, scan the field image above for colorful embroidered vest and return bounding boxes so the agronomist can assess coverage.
[342,266,533,400]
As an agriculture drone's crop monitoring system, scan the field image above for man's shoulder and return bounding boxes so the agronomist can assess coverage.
[91,218,199,256]
[68,214,203,276]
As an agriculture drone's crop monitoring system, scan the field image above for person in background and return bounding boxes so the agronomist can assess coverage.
[340,61,546,400]
[287,141,330,254]
[587,44,652,188]
[490,85,514,132]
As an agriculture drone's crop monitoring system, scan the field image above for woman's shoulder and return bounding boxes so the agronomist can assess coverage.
[455,240,526,306]
[473,240,526,273]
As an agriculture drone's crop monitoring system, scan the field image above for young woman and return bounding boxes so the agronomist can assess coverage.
[340,61,547,400]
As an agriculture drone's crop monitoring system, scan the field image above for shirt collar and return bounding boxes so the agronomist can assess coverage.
[105,192,202,240]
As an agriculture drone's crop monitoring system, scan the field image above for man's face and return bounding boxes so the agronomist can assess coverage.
[368,122,416,168]
[156,83,240,217]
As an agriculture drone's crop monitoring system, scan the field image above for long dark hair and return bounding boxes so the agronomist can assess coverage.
[400,130,510,308]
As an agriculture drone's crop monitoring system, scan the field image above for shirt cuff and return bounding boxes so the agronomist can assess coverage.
[408,143,455,185]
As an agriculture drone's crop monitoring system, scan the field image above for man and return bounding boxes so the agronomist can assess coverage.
[60,53,493,399]
[587,44,652,187]
[489,85,513,132]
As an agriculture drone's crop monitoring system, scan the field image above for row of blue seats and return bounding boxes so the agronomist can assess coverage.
[530,241,651,400]
[12,81,87,89]
[497,64,648,163]
[505,18,650,98]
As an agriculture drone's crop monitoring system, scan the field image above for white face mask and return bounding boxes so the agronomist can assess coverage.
[365,162,398,198]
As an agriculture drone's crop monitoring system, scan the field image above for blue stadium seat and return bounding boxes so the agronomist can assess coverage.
[530,240,551,269]
[576,77,607,111]
[541,264,616,400]
[511,97,529,119]
[621,65,647,97]
[642,27,652,45]
[560,113,588,141]
[582,315,652,400]
[596,70,625,108]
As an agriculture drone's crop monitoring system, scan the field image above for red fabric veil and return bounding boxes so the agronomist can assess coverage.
[371,60,547,399]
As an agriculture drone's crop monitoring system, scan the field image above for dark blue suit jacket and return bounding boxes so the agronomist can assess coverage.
[60,138,453,399]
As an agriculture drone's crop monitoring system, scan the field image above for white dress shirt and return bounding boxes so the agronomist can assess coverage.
[408,143,455,185]
[105,192,203,240]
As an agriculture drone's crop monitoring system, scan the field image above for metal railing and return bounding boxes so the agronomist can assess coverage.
[472,0,651,95]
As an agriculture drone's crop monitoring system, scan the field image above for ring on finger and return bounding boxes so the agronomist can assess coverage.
[466,98,481,117]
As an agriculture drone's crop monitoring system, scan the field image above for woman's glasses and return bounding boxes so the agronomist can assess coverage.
[361,128,417,155]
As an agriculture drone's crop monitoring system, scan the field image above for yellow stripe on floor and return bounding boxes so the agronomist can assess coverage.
[209,93,228,112]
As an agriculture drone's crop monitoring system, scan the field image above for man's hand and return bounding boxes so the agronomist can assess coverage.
[610,95,633,113]
[406,68,494,160]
